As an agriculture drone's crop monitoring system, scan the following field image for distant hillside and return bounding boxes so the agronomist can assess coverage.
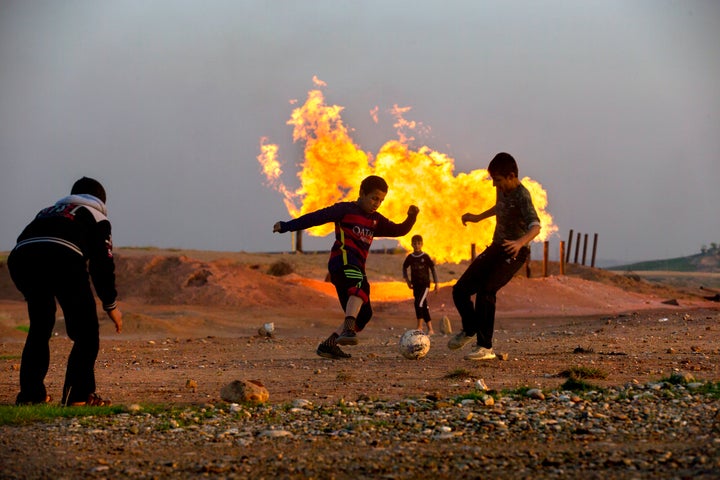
[610,251,720,273]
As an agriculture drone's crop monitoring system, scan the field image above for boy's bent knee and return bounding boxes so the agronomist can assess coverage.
[347,287,369,303]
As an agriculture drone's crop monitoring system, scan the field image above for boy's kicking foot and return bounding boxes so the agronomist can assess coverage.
[316,333,351,359]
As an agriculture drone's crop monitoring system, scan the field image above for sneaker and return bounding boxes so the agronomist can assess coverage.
[15,393,52,406]
[464,346,496,361]
[316,343,352,359]
[68,392,111,407]
[447,331,475,350]
[336,329,358,346]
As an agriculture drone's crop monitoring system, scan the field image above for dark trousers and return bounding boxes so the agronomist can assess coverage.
[452,243,528,348]
[412,284,431,322]
[8,246,100,404]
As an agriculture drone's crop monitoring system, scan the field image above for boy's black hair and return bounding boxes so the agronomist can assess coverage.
[359,175,388,194]
[411,234,423,243]
[487,152,518,178]
[71,177,107,203]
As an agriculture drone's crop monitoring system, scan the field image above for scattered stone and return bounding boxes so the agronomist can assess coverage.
[258,322,275,338]
[670,372,695,383]
[475,379,489,391]
[220,380,270,403]
[186,379,198,392]
[526,388,545,400]
[661,299,679,306]
[439,316,452,335]
[497,352,509,361]
[258,429,292,438]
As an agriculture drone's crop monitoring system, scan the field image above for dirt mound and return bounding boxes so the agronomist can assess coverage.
[114,253,336,309]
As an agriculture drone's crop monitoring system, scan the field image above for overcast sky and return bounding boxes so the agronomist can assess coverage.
[1,0,718,266]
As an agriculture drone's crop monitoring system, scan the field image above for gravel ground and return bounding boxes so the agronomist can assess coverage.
[2,379,719,479]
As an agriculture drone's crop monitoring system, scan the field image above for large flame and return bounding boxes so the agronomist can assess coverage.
[258,79,557,264]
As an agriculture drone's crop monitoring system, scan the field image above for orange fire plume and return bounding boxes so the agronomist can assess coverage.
[258,80,557,264]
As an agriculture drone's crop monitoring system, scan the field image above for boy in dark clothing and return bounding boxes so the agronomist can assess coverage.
[8,177,122,406]
[274,175,419,359]
[448,153,541,361]
[402,235,438,334]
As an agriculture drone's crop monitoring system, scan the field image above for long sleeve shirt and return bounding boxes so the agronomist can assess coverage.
[277,201,417,273]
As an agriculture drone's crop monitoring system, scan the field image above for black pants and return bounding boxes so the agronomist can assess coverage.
[412,284,431,322]
[8,245,100,404]
[452,243,528,349]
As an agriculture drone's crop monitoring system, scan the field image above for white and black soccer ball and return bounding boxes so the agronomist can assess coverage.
[398,329,430,359]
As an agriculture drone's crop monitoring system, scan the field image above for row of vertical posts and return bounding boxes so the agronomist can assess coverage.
[565,229,598,268]
[471,230,599,279]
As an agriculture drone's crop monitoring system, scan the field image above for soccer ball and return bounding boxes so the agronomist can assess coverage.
[398,329,430,360]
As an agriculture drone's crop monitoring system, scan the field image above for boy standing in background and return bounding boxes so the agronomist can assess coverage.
[402,235,438,335]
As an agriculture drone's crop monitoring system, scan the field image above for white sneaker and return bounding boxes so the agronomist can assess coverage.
[464,346,496,361]
[447,331,475,350]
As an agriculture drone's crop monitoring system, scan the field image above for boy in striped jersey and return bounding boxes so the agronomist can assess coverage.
[274,175,419,359]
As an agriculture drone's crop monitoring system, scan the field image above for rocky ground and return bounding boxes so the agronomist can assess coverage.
[0,249,719,478]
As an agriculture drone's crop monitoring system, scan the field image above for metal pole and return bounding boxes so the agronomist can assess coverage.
[525,249,532,278]
[559,240,565,275]
[582,233,588,266]
[543,241,549,277]
[566,229,573,264]
[574,232,581,264]
[471,243,476,261]
[591,233,598,268]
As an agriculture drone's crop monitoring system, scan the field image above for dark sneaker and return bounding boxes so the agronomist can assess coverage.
[316,343,352,359]
[336,329,358,346]
[447,331,475,350]
[16,393,52,406]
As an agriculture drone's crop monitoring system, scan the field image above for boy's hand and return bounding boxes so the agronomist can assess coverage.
[502,239,523,258]
[461,213,476,226]
[107,308,123,333]
[273,222,282,233]
[407,205,419,216]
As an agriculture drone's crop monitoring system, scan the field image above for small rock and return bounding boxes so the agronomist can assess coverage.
[526,388,545,400]
[475,379,489,391]
[439,316,452,335]
[259,429,292,438]
[220,379,269,403]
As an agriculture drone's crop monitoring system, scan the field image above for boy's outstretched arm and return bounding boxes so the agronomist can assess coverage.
[461,206,496,226]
